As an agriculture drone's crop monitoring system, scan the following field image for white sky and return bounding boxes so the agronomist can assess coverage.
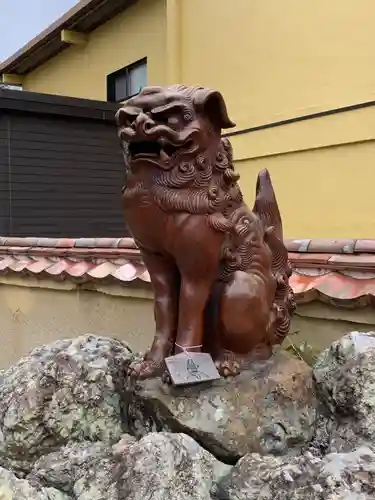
[0,0,79,62]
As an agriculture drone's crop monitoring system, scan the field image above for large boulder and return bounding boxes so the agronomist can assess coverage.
[0,466,71,500]
[29,432,229,500]
[313,331,375,454]
[29,440,123,499]
[213,446,375,500]
[0,334,133,474]
[125,350,317,462]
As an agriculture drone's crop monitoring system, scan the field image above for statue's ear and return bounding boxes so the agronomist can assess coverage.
[193,88,236,130]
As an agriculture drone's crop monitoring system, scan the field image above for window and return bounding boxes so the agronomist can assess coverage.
[107,58,147,102]
[0,84,23,91]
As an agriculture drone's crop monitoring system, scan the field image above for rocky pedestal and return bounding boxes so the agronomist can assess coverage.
[313,330,375,454]
[125,350,317,463]
[0,332,375,499]
[213,446,375,500]
[0,335,133,475]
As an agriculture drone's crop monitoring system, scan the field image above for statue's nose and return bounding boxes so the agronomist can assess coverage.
[134,112,155,134]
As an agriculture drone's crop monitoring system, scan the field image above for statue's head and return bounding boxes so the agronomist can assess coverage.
[116,85,235,170]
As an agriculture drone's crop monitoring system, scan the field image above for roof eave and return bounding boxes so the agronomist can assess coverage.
[0,0,138,76]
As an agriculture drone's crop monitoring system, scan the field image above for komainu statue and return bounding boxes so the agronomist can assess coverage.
[116,85,296,380]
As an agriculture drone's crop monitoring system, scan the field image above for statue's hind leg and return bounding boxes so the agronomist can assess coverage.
[211,272,273,377]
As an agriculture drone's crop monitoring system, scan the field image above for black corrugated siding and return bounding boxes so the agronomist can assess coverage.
[0,90,128,238]
[0,114,10,234]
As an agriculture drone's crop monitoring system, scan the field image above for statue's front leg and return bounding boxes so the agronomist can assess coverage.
[127,250,179,379]
[174,276,215,355]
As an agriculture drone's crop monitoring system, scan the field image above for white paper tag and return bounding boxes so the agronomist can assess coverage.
[165,352,220,386]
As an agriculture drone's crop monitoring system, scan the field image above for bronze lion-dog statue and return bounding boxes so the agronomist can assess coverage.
[116,85,296,380]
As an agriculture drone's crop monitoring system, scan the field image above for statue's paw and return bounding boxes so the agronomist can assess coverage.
[126,359,163,379]
[215,359,241,378]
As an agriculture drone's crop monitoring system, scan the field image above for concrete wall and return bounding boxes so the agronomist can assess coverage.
[0,276,374,370]
[24,0,167,99]
[0,277,154,369]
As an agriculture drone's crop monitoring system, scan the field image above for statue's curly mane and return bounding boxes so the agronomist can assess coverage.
[151,137,243,215]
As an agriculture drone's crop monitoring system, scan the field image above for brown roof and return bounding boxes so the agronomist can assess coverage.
[1,237,375,308]
[0,0,138,75]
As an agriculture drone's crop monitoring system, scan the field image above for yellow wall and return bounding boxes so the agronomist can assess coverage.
[24,0,167,100]
[179,0,375,238]
[22,0,375,237]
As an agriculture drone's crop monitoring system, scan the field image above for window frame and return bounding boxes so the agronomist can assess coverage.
[107,57,147,103]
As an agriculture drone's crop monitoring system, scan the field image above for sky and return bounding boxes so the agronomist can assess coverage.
[0,0,79,62]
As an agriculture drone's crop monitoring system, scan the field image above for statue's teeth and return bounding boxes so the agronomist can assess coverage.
[160,149,170,162]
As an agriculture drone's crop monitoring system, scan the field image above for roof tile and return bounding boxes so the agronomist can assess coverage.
[8,258,32,273]
[285,239,311,252]
[354,239,375,253]
[65,261,94,278]
[87,261,118,279]
[0,256,14,271]
[0,236,374,307]
[45,259,73,276]
[113,263,139,282]
[25,258,54,274]
[307,239,356,254]
[55,239,76,248]
[292,253,331,265]
[328,254,375,266]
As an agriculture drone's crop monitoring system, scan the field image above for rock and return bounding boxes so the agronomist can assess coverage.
[313,331,375,453]
[125,350,317,462]
[30,433,229,500]
[118,432,230,500]
[0,466,71,500]
[29,440,119,499]
[213,446,375,499]
[0,334,133,474]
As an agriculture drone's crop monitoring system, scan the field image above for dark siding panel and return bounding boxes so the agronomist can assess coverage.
[7,112,128,238]
[0,115,9,234]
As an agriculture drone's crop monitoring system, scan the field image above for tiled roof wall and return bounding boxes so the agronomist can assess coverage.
[0,237,374,307]
[285,239,375,307]
[0,237,150,284]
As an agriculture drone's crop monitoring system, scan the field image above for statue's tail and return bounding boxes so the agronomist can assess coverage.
[252,169,283,240]
[252,169,296,345]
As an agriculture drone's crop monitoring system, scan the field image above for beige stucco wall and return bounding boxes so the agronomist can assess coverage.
[0,276,374,370]
[0,277,154,369]
[24,0,167,100]
[290,302,375,353]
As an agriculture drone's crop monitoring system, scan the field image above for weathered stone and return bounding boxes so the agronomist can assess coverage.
[29,433,228,500]
[313,331,375,453]
[0,466,71,500]
[125,350,317,462]
[118,432,230,500]
[29,440,118,499]
[213,446,375,500]
[0,334,133,474]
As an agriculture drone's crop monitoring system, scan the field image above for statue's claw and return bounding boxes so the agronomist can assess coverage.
[126,359,164,379]
[215,358,241,378]
[161,370,172,385]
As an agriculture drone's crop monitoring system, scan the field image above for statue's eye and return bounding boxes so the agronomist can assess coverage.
[167,116,179,126]
[124,115,136,127]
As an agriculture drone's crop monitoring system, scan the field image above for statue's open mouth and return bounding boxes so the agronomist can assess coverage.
[128,138,194,162]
